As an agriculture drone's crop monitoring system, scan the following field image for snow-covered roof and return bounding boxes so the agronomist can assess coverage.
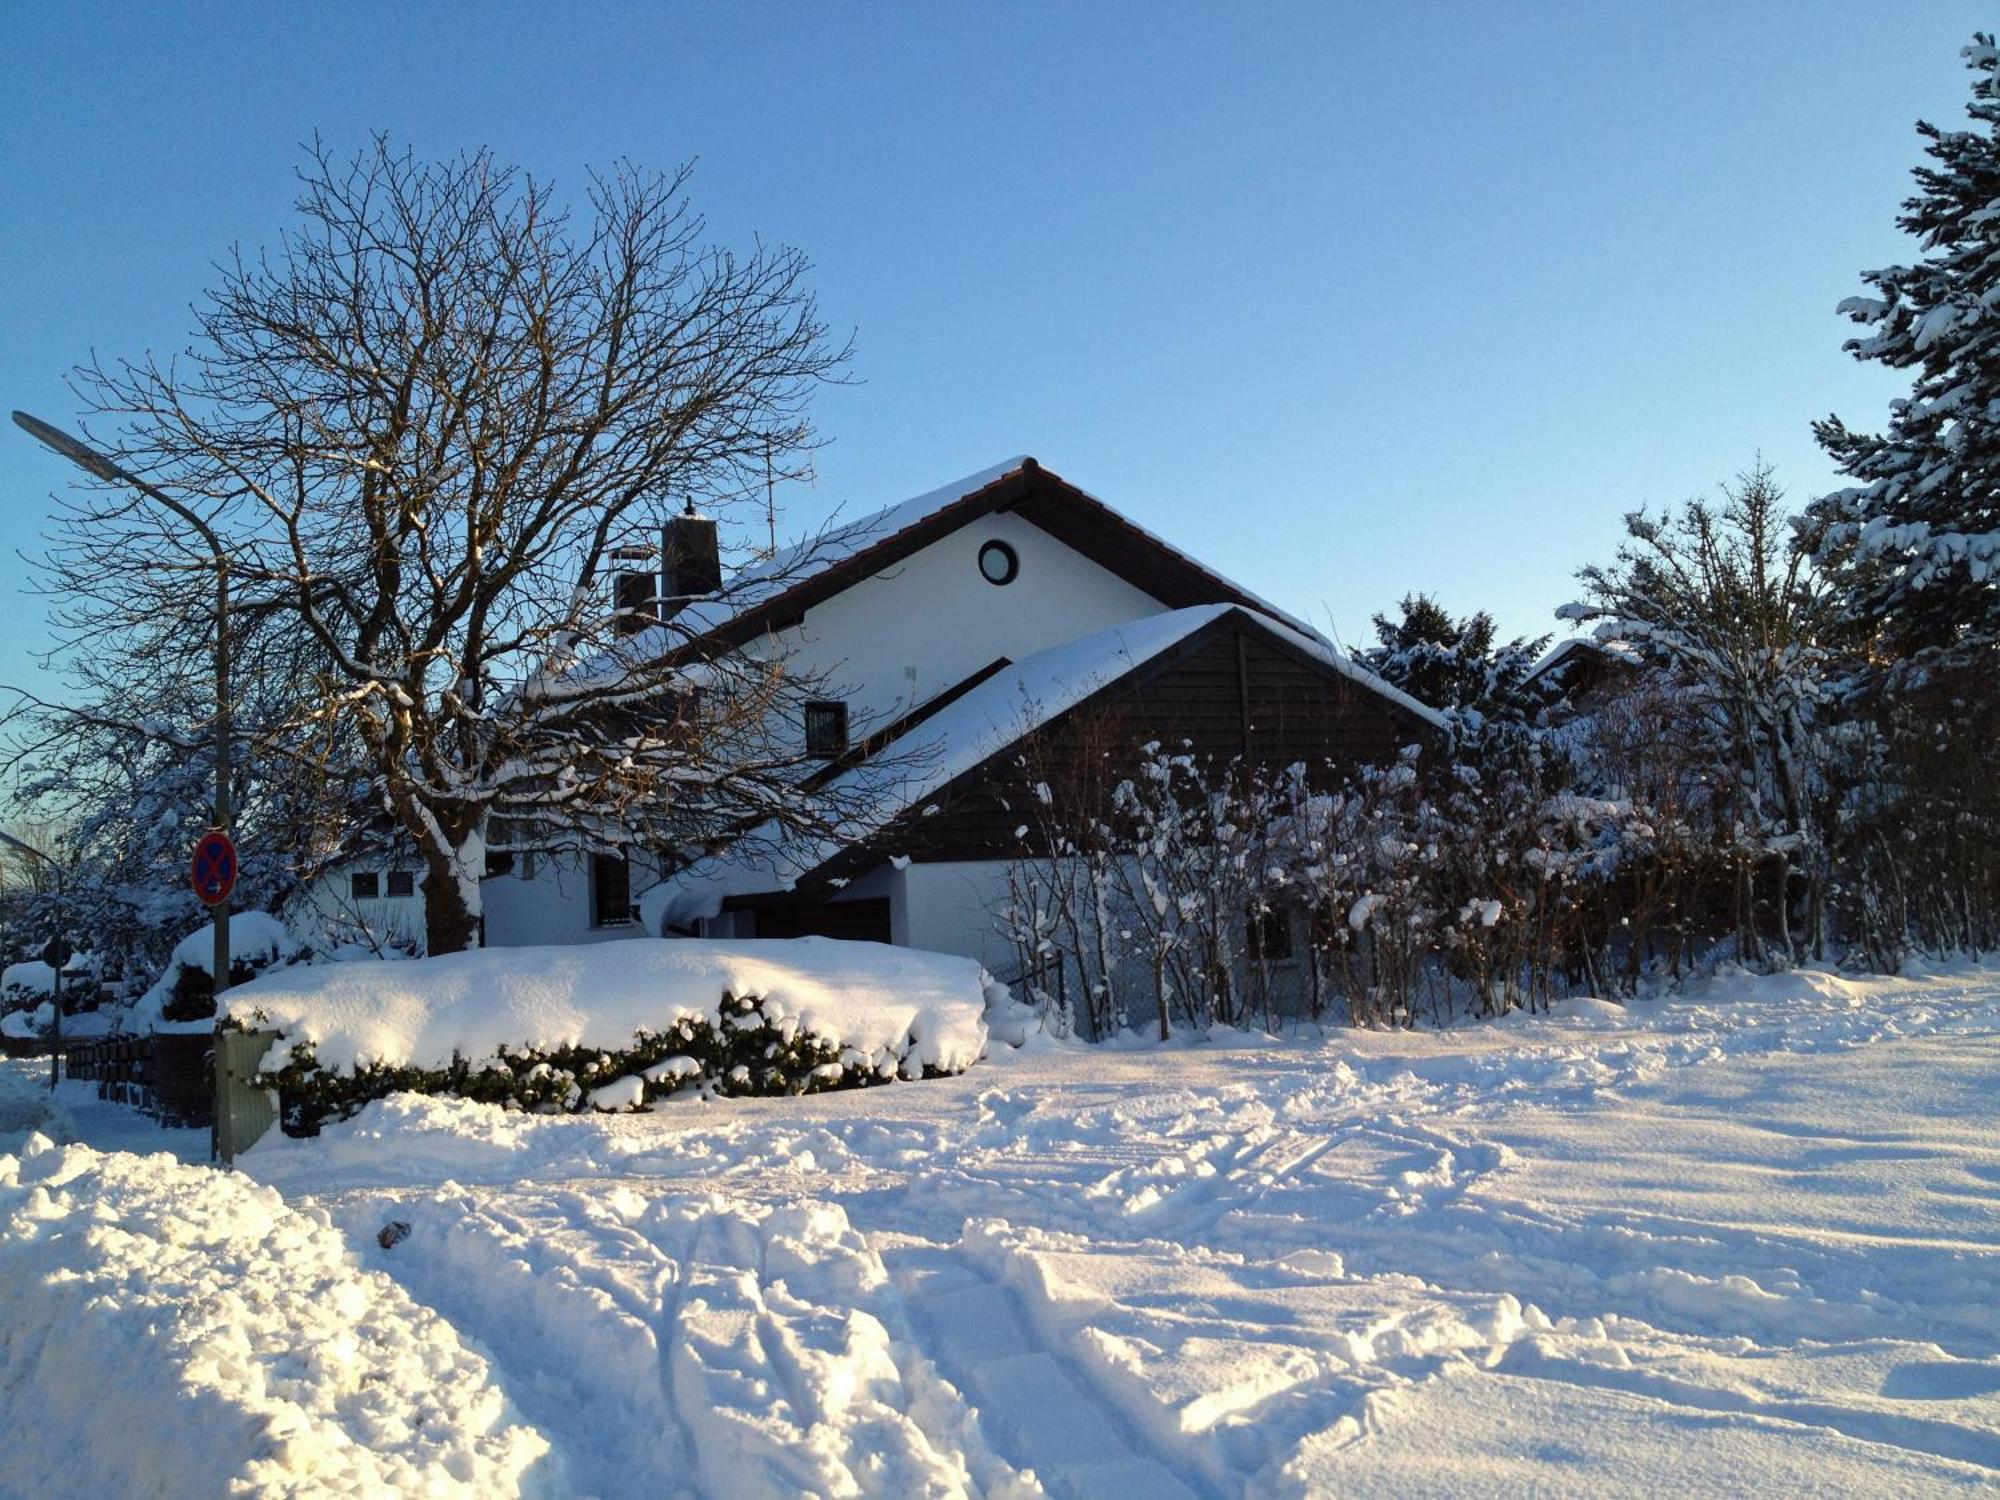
[602,457,1329,664]
[643,604,1442,928]
[1526,635,1644,686]
[671,458,1035,637]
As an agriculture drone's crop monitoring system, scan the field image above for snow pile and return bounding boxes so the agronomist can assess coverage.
[224,936,995,1077]
[1,959,76,997]
[0,1003,54,1040]
[0,1137,553,1496]
[0,1062,73,1154]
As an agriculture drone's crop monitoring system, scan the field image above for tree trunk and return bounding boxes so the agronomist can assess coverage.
[421,843,482,955]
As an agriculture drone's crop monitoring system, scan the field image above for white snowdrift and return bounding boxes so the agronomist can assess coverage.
[222,936,998,1077]
[0,1137,553,1497]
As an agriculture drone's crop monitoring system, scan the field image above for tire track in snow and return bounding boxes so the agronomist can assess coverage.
[891,1236,1214,1500]
[327,1186,693,1496]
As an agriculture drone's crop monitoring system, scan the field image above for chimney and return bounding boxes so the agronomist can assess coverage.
[610,544,657,635]
[662,511,721,603]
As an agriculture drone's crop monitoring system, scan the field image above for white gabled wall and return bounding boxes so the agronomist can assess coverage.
[898,859,1021,976]
[764,510,1165,746]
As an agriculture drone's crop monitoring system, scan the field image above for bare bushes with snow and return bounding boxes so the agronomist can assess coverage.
[1001,738,1645,1038]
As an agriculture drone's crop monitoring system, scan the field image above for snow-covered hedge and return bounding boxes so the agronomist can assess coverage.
[221,938,1001,1134]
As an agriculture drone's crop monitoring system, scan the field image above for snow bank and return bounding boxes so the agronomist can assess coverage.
[223,936,996,1077]
[0,1061,73,1154]
[0,1003,53,1040]
[0,1137,553,1496]
[164,909,295,977]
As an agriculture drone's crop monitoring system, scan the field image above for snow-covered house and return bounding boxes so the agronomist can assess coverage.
[1524,636,1643,721]
[474,456,1443,974]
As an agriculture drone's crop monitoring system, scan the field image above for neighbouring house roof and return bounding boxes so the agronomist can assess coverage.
[641,603,1444,930]
[1524,635,1643,690]
[623,456,1329,657]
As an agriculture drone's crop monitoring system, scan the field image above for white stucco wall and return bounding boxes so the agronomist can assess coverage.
[480,852,659,948]
[761,510,1165,747]
[287,860,427,954]
[898,859,1021,976]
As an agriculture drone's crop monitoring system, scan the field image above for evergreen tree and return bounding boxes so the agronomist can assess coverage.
[1359,594,1549,727]
[1808,35,2000,669]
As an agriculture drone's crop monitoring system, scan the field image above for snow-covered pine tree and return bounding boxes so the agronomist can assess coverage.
[1808,35,2000,669]
[1358,594,1551,731]
[1802,35,2000,961]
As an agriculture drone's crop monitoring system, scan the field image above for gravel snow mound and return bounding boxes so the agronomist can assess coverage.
[222,936,998,1076]
[0,1137,554,1497]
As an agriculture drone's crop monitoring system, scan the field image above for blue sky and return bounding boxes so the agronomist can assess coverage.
[0,1,1986,696]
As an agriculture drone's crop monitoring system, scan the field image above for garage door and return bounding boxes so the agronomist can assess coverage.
[754,898,893,944]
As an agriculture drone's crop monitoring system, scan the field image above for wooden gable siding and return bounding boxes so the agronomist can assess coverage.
[799,612,1433,886]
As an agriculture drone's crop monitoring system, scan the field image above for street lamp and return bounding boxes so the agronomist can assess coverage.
[10,410,233,995]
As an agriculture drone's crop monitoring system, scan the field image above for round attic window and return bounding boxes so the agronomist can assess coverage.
[978,539,1019,586]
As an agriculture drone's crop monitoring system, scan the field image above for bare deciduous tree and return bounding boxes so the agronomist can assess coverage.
[27,138,852,954]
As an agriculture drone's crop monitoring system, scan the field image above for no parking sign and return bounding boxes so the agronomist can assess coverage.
[192,829,238,907]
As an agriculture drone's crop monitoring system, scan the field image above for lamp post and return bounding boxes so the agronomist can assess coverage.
[10,410,233,995]
[0,828,68,1090]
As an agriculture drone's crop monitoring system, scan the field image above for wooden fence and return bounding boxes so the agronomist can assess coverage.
[60,1029,280,1163]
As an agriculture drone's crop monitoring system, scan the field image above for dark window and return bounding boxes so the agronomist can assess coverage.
[978,539,1019,585]
[804,700,849,757]
[484,850,515,879]
[592,852,634,927]
[1251,906,1293,962]
[386,869,416,898]
[349,871,380,901]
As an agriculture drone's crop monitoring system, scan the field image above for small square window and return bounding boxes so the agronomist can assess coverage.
[387,870,416,898]
[804,700,849,758]
[349,871,380,901]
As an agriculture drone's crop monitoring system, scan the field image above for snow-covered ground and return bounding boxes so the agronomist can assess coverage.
[7,964,2000,1496]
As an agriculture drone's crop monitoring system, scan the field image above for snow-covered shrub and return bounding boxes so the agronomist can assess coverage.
[0,955,103,1040]
[135,912,302,1027]
[998,715,1664,1033]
